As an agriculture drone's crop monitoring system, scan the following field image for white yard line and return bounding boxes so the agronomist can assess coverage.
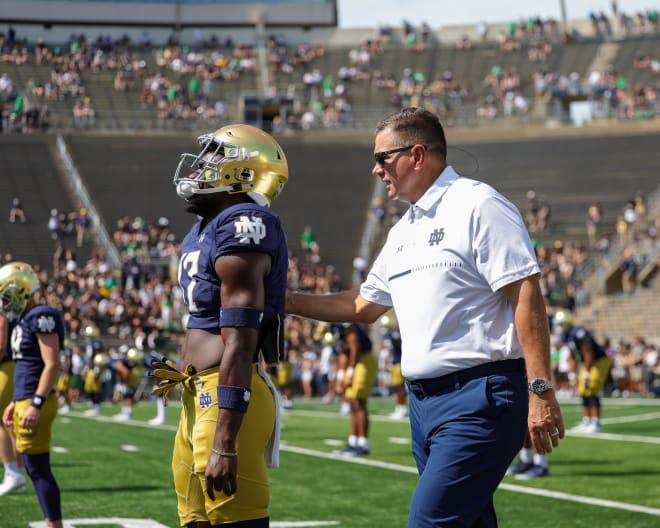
[280,444,660,517]
[600,411,660,424]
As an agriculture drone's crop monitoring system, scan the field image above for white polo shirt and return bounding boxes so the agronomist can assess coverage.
[360,166,540,380]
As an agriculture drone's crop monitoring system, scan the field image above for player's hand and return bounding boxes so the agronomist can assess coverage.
[2,401,15,427]
[205,450,238,501]
[21,405,40,431]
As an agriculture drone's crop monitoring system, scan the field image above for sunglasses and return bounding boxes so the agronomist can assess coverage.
[374,145,415,166]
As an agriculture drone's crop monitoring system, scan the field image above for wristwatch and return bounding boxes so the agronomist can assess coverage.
[528,378,553,395]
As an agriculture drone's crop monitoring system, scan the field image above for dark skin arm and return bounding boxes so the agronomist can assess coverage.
[342,326,361,388]
[580,341,595,371]
[205,251,270,500]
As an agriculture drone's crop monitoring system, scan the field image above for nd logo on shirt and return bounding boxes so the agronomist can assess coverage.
[234,215,267,244]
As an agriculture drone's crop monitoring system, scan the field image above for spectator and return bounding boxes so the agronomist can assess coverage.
[8,197,26,224]
[620,248,638,294]
[75,207,91,247]
[47,208,62,239]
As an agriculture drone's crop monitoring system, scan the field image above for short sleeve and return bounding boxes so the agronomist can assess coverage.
[473,191,540,291]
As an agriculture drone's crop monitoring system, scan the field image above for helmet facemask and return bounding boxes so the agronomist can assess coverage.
[0,262,39,322]
[173,124,288,207]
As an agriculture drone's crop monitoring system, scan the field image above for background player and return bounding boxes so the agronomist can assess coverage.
[336,322,377,456]
[0,311,27,495]
[0,261,65,527]
[555,310,611,433]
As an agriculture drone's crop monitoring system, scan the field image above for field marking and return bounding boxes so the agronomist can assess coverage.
[388,437,411,444]
[601,411,660,424]
[271,522,340,527]
[569,431,660,444]
[498,483,660,516]
[30,518,169,528]
[280,445,660,517]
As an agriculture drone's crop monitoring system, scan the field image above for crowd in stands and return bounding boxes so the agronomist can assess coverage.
[1,9,659,133]
[1,20,660,408]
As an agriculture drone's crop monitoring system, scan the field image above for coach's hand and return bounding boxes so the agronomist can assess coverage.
[528,390,564,454]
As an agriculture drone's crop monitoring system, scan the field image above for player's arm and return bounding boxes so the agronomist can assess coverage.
[286,289,388,324]
[579,339,595,371]
[343,327,362,385]
[22,332,61,430]
[500,274,565,453]
[206,251,270,499]
[0,313,8,352]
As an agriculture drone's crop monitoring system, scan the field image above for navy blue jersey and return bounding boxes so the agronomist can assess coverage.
[178,202,288,360]
[384,330,402,365]
[561,326,606,361]
[12,305,65,400]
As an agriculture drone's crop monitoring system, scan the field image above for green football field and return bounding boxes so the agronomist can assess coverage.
[1,395,659,528]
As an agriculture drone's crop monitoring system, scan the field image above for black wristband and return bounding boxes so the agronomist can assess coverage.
[31,394,45,409]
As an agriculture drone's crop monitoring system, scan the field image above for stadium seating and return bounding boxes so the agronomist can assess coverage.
[0,134,79,266]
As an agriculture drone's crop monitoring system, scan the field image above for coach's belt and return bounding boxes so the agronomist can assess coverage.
[406,358,525,398]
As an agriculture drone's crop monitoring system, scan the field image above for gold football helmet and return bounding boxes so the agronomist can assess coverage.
[174,123,288,207]
[0,261,39,321]
[553,310,574,329]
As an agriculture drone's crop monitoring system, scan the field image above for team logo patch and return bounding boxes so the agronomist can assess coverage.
[234,215,266,244]
[428,228,445,246]
[199,391,213,409]
[37,315,57,333]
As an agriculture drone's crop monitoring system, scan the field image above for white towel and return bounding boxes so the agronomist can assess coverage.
[257,362,280,468]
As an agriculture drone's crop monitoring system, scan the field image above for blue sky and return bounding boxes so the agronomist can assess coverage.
[336,0,657,28]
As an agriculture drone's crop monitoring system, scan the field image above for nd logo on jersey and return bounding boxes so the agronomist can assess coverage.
[234,215,267,245]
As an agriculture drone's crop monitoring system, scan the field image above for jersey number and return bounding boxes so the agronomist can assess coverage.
[11,325,23,360]
[178,250,201,313]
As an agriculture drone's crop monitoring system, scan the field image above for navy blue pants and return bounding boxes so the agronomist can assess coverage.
[407,360,528,528]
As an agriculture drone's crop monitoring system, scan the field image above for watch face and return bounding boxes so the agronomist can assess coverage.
[530,379,549,393]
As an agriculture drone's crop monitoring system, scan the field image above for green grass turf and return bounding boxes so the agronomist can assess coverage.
[1,396,658,527]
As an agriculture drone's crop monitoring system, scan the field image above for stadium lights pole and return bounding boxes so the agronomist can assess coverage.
[255,13,271,98]
[559,0,568,33]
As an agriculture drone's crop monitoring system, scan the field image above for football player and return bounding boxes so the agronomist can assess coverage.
[381,315,407,419]
[83,351,107,415]
[0,311,27,495]
[335,322,377,456]
[83,340,106,416]
[55,340,73,414]
[146,349,168,425]
[0,262,64,527]
[111,346,144,421]
[153,124,289,527]
[555,310,611,433]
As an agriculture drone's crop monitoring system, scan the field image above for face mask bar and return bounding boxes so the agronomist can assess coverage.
[173,136,259,200]
[0,287,27,322]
